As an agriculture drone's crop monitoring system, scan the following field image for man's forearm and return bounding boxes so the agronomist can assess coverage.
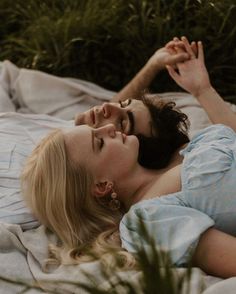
[112,62,162,102]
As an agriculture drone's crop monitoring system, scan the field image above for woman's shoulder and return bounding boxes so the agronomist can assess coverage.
[121,192,184,223]
[180,123,236,191]
[180,124,236,154]
[190,124,235,143]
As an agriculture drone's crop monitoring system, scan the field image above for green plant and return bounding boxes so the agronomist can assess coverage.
[0,0,235,101]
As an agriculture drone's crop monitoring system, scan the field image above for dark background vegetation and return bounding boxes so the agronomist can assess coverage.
[0,0,235,101]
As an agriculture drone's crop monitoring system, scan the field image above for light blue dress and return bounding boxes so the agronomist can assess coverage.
[120,124,236,266]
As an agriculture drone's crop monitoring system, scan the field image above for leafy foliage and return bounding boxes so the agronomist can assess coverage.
[0,0,235,100]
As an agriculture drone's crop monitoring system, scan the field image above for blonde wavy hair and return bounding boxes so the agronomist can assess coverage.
[21,129,136,269]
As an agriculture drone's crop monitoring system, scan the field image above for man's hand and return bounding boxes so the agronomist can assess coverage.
[147,41,190,71]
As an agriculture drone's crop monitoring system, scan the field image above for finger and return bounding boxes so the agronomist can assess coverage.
[166,47,177,55]
[198,41,204,61]
[173,36,181,42]
[191,41,198,56]
[173,37,184,53]
[168,52,189,64]
[166,65,181,83]
[165,40,177,49]
[165,41,177,54]
[174,44,186,54]
[173,40,189,54]
[181,36,196,59]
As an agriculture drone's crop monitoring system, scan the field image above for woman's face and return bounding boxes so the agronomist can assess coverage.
[64,124,139,182]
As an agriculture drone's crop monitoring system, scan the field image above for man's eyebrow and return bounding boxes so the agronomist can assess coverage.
[127,110,135,135]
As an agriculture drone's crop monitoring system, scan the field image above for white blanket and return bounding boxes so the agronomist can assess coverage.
[1,60,236,293]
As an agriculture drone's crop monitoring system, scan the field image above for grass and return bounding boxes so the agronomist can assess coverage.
[0,0,235,100]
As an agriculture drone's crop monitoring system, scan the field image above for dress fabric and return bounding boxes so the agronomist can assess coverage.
[120,124,236,266]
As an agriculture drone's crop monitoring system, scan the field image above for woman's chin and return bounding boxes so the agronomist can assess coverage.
[127,135,139,154]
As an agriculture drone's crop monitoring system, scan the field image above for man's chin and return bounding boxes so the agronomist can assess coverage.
[74,113,85,126]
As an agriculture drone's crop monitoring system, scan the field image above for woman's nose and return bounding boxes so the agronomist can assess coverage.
[96,124,116,138]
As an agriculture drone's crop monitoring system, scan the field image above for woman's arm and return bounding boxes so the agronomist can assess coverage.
[166,37,236,132]
[195,86,236,131]
[193,228,236,278]
[112,42,189,102]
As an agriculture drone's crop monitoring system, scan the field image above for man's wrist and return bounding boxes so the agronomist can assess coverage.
[146,58,163,73]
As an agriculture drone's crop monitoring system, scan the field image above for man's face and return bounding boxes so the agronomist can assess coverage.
[75,99,154,137]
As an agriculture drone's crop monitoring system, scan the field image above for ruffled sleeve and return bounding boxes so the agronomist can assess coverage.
[180,124,236,190]
[119,197,214,266]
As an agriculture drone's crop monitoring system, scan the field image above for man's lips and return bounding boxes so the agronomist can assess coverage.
[90,109,95,125]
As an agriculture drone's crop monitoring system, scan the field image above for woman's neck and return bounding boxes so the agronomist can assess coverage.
[118,144,186,211]
[117,165,167,210]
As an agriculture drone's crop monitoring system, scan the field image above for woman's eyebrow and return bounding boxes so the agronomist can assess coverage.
[127,110,135,135]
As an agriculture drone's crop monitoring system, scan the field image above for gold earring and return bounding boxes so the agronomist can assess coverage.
[109,190,121,211]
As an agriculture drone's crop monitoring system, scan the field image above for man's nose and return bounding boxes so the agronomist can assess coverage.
[102,102,121,118]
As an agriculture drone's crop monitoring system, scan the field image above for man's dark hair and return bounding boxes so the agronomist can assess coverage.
[137,95,190,169]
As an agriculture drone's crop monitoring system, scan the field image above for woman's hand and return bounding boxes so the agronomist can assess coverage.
[166,36,211,98]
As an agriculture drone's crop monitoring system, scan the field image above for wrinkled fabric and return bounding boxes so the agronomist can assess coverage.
[0,112,73,230]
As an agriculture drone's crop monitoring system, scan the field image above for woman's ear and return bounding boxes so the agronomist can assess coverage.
[93,181,113,198]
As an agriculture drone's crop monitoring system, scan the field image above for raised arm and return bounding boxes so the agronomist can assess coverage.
[166,37,236,132]
[112,42,189,102]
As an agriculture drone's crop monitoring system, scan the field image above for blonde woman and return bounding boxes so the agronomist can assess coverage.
[22,38,236,278]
